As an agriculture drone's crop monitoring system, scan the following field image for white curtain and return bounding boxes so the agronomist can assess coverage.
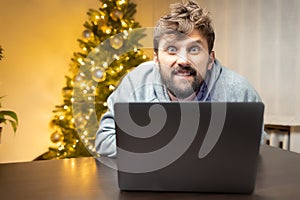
[197,0,300,126]
[134,0,300,126]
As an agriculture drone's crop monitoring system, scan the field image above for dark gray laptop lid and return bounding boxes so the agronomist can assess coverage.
[115,102,264,193]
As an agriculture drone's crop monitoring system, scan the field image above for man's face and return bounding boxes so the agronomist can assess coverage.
[154,29,214,100]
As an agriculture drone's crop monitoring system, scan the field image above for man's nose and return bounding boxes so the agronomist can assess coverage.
[176,51,190,66]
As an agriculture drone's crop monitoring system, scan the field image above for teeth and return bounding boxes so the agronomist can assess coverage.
[177,72,191,76]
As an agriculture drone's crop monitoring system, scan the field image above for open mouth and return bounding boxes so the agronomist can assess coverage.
[173,67,196,77]
[176,69,192,76]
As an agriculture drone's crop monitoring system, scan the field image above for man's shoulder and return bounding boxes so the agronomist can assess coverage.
[214,62,261,101]
[127,60,156,77]
[219,66,253,89]
[123,60,161,86]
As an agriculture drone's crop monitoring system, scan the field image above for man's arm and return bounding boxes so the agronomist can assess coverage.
[95,78,129,158]
[95,100,117,157]
[95,74,135,158]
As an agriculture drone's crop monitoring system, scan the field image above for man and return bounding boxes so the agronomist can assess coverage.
[95,0,262,157]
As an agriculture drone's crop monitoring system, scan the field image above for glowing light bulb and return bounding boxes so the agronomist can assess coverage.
[109,85,116,91]
[103,62,108,68]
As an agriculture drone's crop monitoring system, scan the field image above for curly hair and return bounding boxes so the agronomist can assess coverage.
[153,0,215,53]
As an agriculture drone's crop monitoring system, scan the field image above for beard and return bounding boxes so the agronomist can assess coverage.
[159,64,203,99]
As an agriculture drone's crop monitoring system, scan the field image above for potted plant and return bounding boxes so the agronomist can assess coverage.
[0,46,19,143]
[0,96,18,142]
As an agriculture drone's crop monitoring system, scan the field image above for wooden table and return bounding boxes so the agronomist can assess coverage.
[0,145,300,200]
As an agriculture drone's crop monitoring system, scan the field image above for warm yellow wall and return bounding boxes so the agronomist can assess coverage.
[0,0,99,163]
[0,0,176,163]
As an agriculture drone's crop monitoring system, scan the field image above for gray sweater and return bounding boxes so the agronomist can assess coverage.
[95,60,262,157]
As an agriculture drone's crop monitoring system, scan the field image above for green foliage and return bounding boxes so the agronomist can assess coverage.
[0,96,19,133]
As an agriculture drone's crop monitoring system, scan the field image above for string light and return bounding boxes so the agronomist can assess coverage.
[77,58,85,65]
[117,0,126,6]
[109,85,116,91]
[113,54,120,60]
[88,145,94,150]
[116,65,124,72]
[58,145,65,151]
[121,20,128,28]
[57,142,62,147]
[123,30,128,36]
[102,62,108,68]
[105,28,112,34]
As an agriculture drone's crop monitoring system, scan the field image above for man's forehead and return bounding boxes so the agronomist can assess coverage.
[160,32,190,41]
[159,32,205,45]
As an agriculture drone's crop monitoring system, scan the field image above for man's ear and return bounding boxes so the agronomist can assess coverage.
[208,51,215,70]
[154,51,158,64]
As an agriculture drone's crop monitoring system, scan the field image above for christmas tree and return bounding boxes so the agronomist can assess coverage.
[39,0,149,159]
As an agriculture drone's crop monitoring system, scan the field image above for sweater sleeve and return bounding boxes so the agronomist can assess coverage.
[95,97,117,157]
[95,75,134,158]
[95,61,160,157]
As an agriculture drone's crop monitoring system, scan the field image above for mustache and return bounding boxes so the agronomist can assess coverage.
[171,66,197,76]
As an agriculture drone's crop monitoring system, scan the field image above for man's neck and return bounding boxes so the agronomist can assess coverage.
[168,91,197,101]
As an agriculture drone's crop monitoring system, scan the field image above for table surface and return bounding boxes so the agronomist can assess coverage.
[0,145,300,200]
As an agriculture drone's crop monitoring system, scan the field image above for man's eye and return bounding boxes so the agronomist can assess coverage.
[189,46,201,54]
[166,46,177,54]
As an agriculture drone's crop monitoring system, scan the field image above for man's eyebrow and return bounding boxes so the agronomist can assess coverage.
[190,39,204,46]
[160,38,205,49]
[162,40,176,47]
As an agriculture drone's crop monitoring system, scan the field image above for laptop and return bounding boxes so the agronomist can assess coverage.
[114,102,264,194]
